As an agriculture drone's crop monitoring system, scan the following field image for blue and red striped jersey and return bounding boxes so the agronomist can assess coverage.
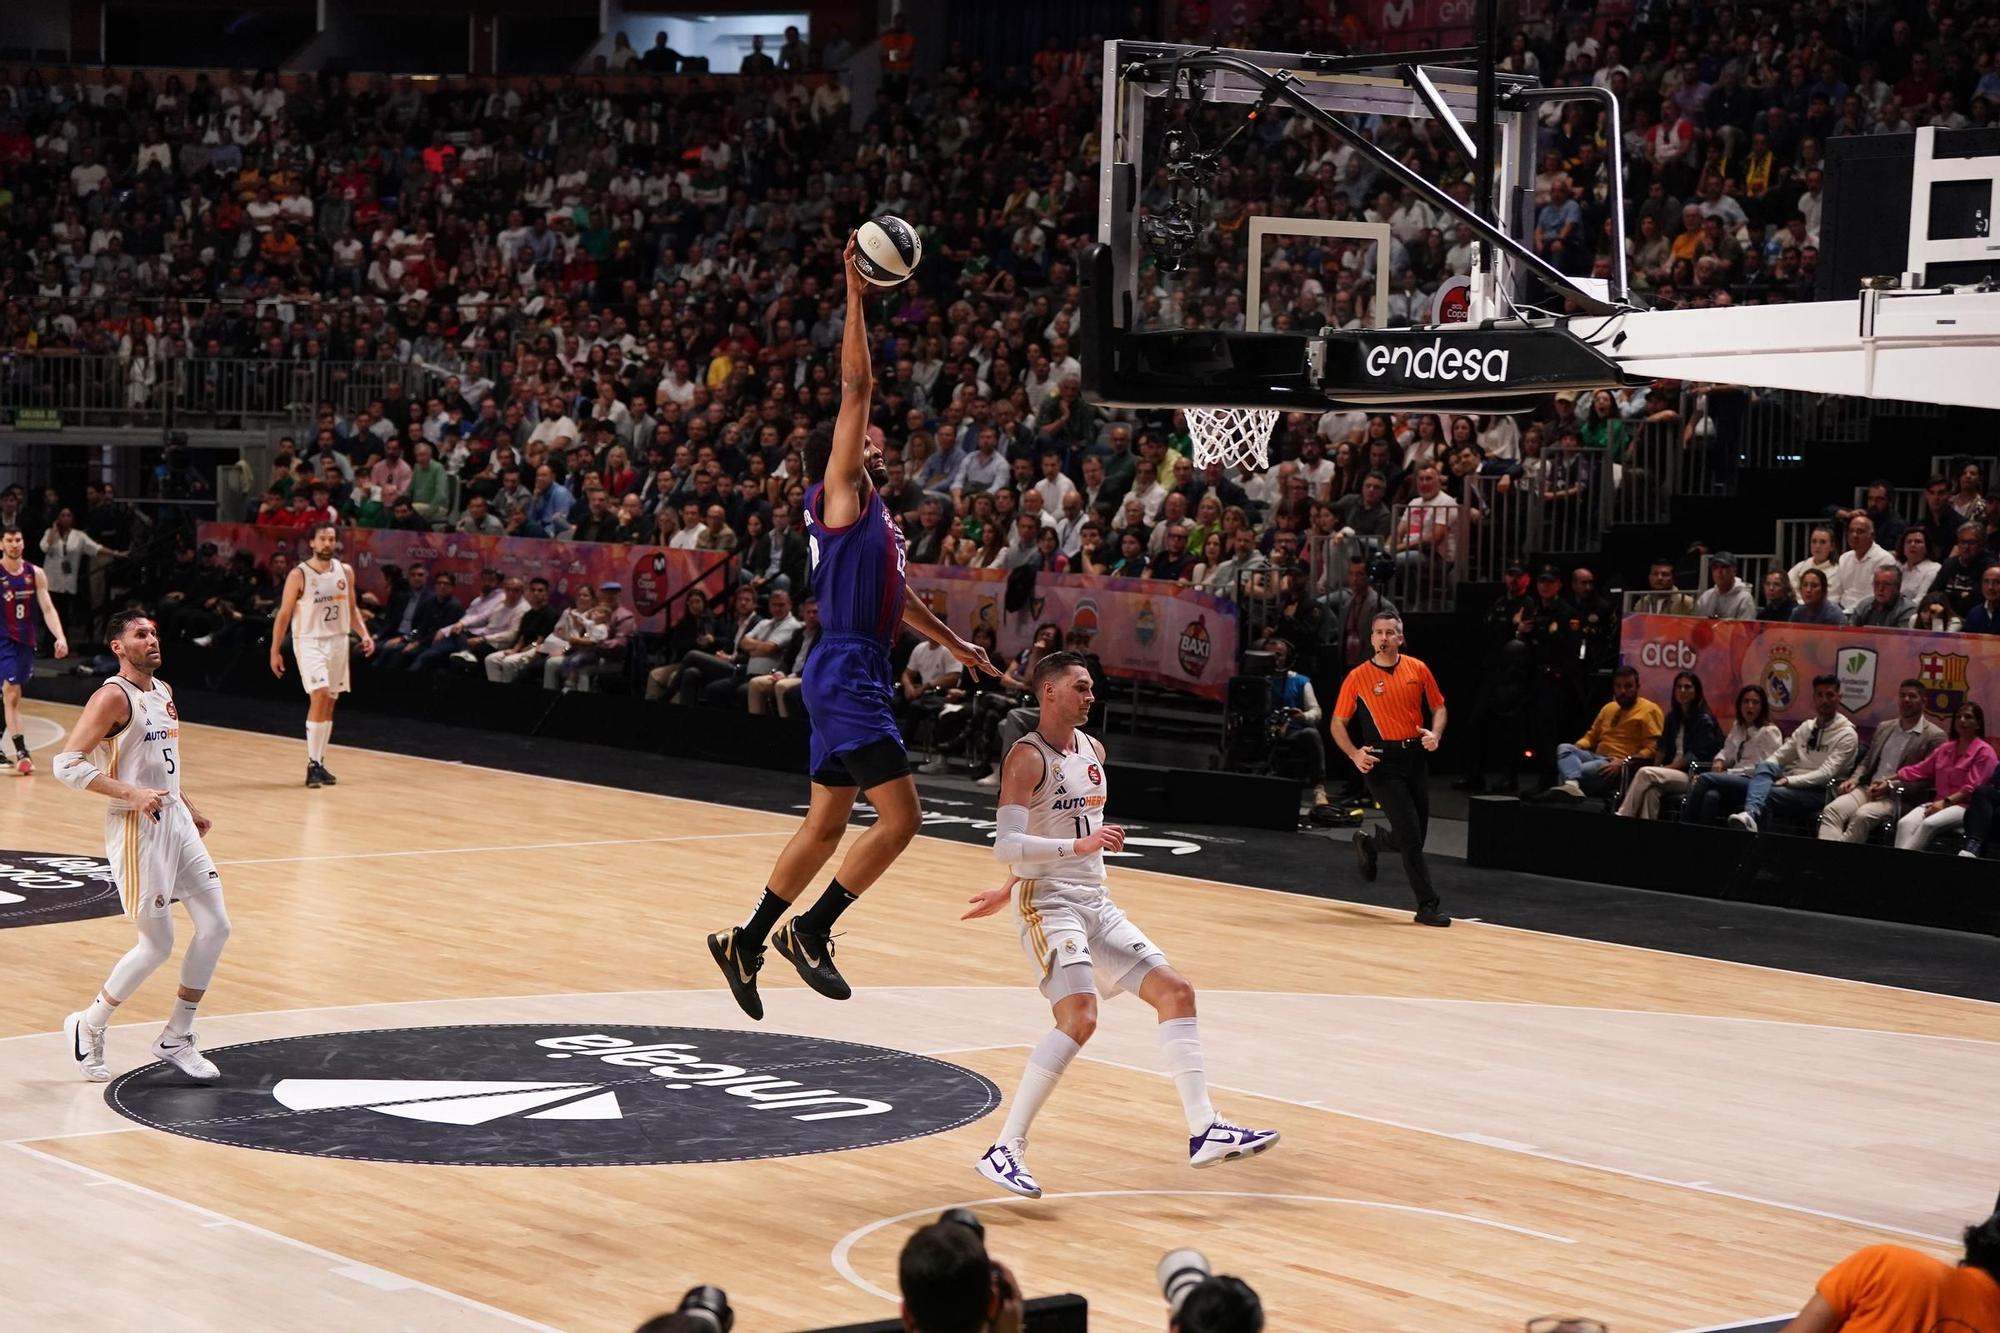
[803,482,907,648]
[1,562,39,648]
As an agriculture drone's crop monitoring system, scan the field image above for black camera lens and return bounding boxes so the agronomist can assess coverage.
[938,1206,985,1242]
[674,1285,733,1333]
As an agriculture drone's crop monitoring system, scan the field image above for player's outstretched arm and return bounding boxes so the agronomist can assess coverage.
[269,566,303,675]
[820,234,875,526]
[902,594,996,676]
[53,685,164,813]
[32,567,66,658]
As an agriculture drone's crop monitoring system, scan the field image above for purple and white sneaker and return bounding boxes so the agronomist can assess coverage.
[975,1138,1042,1199]
[1189,1120,1280,1168]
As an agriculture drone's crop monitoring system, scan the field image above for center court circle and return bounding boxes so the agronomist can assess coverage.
[0,849,122,928]
[105,1023,1002,1167]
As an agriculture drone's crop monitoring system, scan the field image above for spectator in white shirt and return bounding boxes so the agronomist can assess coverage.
[1788,526,1838,597]
[1827,514,1898,613]
[1031,451,1078,515]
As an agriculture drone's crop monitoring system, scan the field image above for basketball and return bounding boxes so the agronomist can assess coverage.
[853,215,922,286]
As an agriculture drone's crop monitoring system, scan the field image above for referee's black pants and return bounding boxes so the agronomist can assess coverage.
[1363,743,1439,913]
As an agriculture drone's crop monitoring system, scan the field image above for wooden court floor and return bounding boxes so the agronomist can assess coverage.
[2,700,1996,1332]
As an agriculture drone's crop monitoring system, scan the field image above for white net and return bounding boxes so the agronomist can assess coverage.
[1184,406,1280,473]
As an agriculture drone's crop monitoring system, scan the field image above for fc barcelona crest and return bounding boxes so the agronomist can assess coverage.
[1918,650,1970,720]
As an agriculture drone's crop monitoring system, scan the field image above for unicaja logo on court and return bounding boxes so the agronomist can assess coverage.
[537,1033,892,1121]
[106,1024,1001,1167]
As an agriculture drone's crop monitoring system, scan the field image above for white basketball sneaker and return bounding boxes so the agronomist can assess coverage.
[63,1011,109,1082]
[1189,1119,1280,1168]
[150,1031,220,1083]
[975,1137,1043,1199]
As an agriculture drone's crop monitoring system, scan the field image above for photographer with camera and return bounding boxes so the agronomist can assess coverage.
[898,1210,1022,1333]
[634,1284,733,1333]
[1160,1250,1264,1333]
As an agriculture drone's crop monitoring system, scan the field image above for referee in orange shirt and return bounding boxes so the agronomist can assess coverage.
[1330,611,1451,926]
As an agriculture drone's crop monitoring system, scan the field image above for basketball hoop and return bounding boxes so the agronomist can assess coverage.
[1184,406,1279,473]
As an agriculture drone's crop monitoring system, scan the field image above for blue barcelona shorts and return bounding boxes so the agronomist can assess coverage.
[802,634,909,788]
[0,638,33,687]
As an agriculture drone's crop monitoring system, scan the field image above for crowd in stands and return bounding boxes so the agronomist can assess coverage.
[1495,657,2000,857]
[2,2,1998,811]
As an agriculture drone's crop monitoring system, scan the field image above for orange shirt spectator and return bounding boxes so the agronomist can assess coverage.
[881,18,915,77]
[1783,1223,2000,1333]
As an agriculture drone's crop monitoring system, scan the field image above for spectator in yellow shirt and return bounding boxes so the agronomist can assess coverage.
[1541,665,1664,800]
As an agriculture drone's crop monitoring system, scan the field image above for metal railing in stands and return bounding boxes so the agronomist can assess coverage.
[1531,445,1607,553]
[1383,497,1469,613]
[1698,550,1778,596]
[1930,454,1998,486]
[1303,530,1373,600]
[1231,565,1284,645]
[0,353,444,428]
[1604,417,1681,526]
[1850,486,1929,526]
[1774,517,1837,571]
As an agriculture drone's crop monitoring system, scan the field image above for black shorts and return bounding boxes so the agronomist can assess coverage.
[810,735,912,791]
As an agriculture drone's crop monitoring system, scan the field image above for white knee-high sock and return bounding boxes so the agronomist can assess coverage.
[306,720,331,764]
[1157,1017,1217,1134]
[998,1030,1081,1145]
[86,911,175,1026]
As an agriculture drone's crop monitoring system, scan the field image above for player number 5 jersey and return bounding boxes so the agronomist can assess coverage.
[99,675,182,810]
[1010,731,1109,885]
[295,559,353,641]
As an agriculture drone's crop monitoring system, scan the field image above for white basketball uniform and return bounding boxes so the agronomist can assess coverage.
[97,676,222,920]
[1007,730,1165,1000]
[292,558,354,694]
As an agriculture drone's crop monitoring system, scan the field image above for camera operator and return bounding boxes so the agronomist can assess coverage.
[1160,1250,1263,1333]
[898,1215,1022,1333]
[1261,637,1333,810]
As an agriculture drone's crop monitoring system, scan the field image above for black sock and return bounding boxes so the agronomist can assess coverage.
[796,879,858,936]
[11,734,24,756]
[740,888,788,947]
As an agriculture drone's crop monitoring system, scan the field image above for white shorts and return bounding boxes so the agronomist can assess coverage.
[294,636,350,695]
[1014,877,1167,1001]
[105,802,222,920]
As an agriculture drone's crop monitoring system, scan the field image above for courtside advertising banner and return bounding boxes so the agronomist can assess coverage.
[203,526,1240,700]
[906,566,1238,701]
[201,523,734,631]
[1622,613,1998,731]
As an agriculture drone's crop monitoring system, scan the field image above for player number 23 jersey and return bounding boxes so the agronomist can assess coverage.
[295,559,353,641]
[1012,732,1109,885]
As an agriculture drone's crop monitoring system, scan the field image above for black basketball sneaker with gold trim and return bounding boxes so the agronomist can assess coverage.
[772,920,852,1001]
[707,926,767,1021]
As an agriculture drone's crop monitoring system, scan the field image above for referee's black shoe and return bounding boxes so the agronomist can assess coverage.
[707,926,767,1021]
[1352,829,1378,882]
[1414,906,1452,928]
[773,920,852,1001]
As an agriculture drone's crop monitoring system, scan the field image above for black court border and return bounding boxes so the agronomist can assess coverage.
[104,1023,1004,1168]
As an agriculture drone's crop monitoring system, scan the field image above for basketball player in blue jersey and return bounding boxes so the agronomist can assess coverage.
[708,235,996,1020]
[1,525,69,774]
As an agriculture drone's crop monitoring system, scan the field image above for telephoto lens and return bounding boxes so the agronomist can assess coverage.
[937,1207,986,1243]
[1158,1248,1213,1314]
[673,1285,733,1333]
